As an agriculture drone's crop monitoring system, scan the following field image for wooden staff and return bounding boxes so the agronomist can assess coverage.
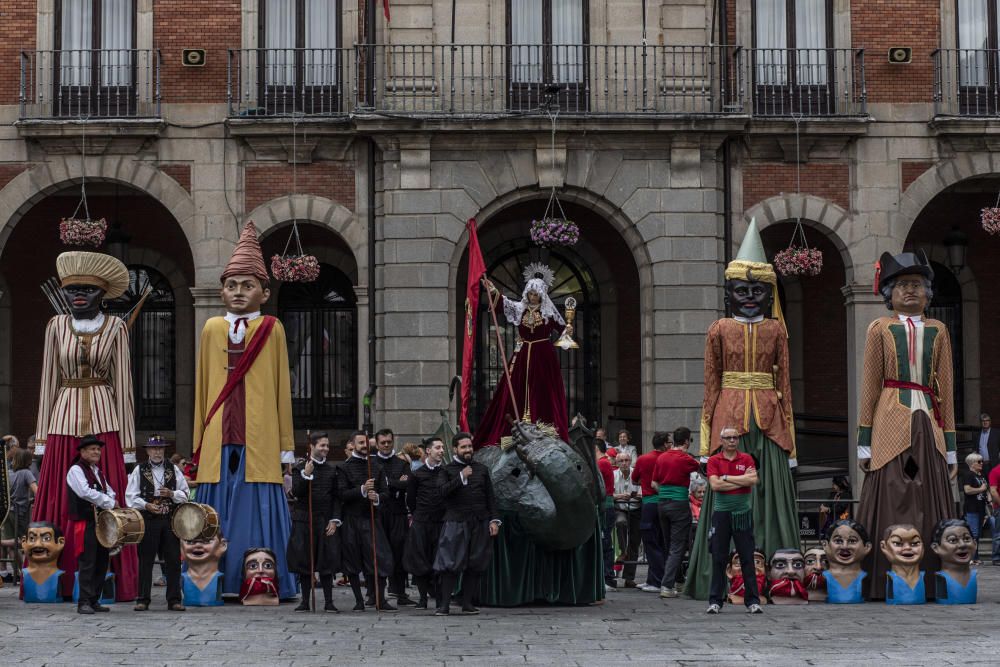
[305,429,316,613]
[365,428,381,613]
[481,278,520,420]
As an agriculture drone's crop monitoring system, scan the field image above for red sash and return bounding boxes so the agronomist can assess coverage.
[883,379,943,427]
[192,316,277,464]
[239,576,279,601]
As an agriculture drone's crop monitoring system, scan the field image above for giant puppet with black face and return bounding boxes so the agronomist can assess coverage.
[190,221,296,598]
[31,251,138,602]
[685,219,800,600]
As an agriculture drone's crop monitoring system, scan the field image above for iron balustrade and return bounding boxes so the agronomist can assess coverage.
[227,48,355,117]
[933,48,1000,117]
[20,49,161,119]
[746,47,866,117]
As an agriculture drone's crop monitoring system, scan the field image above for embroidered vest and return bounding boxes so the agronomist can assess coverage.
[139,462,177,510]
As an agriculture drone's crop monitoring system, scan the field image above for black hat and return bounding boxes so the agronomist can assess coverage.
[876,251,934,293]
[76,434,105,451]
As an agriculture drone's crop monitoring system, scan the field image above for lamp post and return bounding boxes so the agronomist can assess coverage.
[942,225,969,276]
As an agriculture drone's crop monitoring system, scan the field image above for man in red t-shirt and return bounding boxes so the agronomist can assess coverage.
[989,465,1000,565]
[596,442,617,589]
[631,432,669,591]
[705,426,762,614]
[651,427,699,597]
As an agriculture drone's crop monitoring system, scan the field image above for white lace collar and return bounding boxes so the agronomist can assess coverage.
[71,313,106,334]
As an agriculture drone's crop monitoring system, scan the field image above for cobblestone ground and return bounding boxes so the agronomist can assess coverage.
[1,565,997,665]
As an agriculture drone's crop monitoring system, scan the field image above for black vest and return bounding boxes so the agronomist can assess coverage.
[67,462,107,522]
[138,461,177,512]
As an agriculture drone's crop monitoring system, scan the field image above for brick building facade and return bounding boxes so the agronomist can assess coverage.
[0,1,993,486]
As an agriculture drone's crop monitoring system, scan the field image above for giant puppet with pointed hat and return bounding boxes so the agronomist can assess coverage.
[191,221,297,598]
[684,218,800,602]
[855,250,955,600]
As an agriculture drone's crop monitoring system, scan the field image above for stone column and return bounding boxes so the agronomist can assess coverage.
[190,286,222,356]
[842,283,885,493]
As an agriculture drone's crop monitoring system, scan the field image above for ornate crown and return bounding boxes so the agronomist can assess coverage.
[522,262,555,288]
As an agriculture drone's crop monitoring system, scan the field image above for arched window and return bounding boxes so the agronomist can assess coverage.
[279,263,357,428]
[106,266,176,430]
[928,261,964,420]
[470,242,600,428]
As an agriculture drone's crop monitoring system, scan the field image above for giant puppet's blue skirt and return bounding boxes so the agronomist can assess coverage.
[195,445,297,599]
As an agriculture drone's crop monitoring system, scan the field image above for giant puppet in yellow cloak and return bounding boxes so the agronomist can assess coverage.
[192,221,296,597]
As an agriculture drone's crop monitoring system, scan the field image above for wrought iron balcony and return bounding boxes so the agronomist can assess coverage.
[933,48,1000,117]
[228,48,355,117]
[359,43,744,116]
[19,49,161,119]
[745,48,866,117]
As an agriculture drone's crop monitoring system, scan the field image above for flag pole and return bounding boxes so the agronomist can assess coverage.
[481,279,520,421]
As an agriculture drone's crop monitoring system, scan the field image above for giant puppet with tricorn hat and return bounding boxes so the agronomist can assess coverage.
[856,250,955,600]
[31,250,139,601]
[191,221,297,597]
[685,219,800,600]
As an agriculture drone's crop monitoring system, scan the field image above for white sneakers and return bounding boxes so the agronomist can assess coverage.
[706,603,721,614]
[637,583,659,592]
[659,586,679,598]
[705,602,764,614]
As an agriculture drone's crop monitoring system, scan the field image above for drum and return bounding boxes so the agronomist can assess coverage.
[172,502,220,541]
[96,508,145,552]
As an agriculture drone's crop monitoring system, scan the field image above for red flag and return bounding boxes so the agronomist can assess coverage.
[383,0,390,20]
[460,218,487,432]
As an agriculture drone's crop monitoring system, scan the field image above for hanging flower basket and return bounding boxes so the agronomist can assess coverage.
[530,217,580,247]
[774,246,823,277]
[59,217,107,247]
[271,253,320,283]
[981,207,1000,235]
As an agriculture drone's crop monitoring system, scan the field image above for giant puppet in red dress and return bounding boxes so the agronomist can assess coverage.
[473,263,573,449]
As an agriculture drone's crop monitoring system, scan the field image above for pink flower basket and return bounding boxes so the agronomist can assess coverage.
[773,247,823,277]
[59,217,107,247]
[981,207,1000,235]
[530,217,580,247]
[271,254,320,283]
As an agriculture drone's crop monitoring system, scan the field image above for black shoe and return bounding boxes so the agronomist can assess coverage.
[352,601,366,612]
[294,600,310,612]
[604,577,618,588]
[365,597,376,607]
[395,596,417,606]
[323,601,339,613]
[375,601,398,612]
[77,605,95,615]
[91,604,110,613]
[461,605,480,615]
[434,607,450,616]
[415,598,428,610]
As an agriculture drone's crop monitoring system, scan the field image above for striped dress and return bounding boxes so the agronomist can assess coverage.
[35,314,134,452]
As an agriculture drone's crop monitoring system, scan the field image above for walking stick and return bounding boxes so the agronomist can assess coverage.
[306,429,316,613]
[365,429,381,614]
[481,278,521,421]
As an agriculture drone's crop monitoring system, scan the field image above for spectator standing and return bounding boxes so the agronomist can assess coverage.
[978,413,1000,475]
[596,442,616,590]
[616,430,638,460]
[612,452,642,587]
[989,462,1000,566]
[651,427,699,598]
[594,427,610,453]
[961,453,989,565]
[8,448,38,541]
[402,442,425,472]
[631,432,669,592]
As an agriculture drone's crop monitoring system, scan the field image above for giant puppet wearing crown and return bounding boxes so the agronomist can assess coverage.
[191,222,296,597]
[685,219,800,600]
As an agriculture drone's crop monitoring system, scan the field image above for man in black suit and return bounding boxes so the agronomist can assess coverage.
[977,413,1000,475]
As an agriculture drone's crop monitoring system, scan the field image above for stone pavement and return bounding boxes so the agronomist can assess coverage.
[1,565,997,666]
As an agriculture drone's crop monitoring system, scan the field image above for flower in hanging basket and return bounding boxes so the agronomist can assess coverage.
[530,217,580,247]
[271,253,320,283]
[981,207,1000,235]
[773,247,823,277]
[59,217,108,247]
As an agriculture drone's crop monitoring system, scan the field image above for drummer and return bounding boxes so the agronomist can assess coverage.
[125,435,189,611]
[66,434,116,615]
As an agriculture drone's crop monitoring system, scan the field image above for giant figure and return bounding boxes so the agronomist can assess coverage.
[192,221,296,597]
[856,251,955,599]
[685,219,799,600]
[33,251,138,601]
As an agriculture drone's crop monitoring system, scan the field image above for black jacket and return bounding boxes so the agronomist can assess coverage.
[439,458,498,523]
[407,463,444,522]
[374,453,410,515]
[335,455,388,519]
[290,458,340,524]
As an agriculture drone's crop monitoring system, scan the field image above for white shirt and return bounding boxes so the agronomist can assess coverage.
[125,461,190,510]
[224,310,261,345]
[67,463,116,510]
[733,315,765,324]
[70,313,106,334]
[613,468,642,510]
[352,452,380,505]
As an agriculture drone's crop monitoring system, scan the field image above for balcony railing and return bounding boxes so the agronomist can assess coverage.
[746,48,866,117]
[20,49,161,119]
[228,48,355,117]
[933,48,1000,117]
[361,44,744,116]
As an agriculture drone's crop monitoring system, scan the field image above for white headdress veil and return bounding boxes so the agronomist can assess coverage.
[503,262,565,326]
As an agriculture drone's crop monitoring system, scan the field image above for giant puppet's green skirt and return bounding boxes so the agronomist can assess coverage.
[477,507,606,606]
[683,422,798,600]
